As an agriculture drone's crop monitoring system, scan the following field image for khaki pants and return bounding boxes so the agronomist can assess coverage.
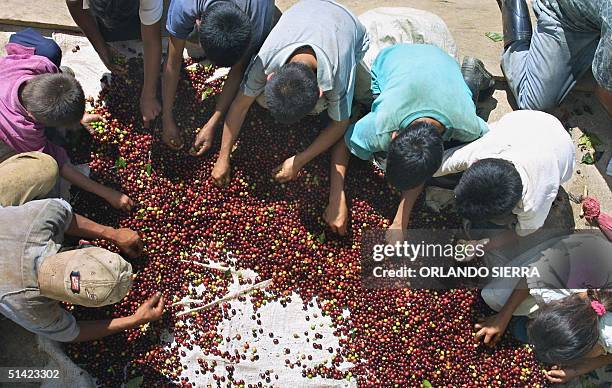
[0,149,59,207]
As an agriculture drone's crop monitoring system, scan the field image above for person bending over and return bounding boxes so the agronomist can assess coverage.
[0,33,133,211]
[438,110,574,255]
[162,0,276,152]
[0,199,164,343]
[66,0,164,127]
[476,233,612,384]
[323,44,490,238]
[211,0,370,187]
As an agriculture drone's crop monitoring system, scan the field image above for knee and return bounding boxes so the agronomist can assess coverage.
[517,91,558,112]
[22,152,60,192]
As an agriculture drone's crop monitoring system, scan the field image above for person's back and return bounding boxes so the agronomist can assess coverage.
[0,43,60,157]
[371,44,488,144]
[0,199,79,342]
[242,0,369,120]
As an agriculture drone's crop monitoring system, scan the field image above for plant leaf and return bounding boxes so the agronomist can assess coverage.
[485,32,503,42]
[144,163,152,176]
[115,156,127,169]
[125,375,143,388]
[578,132,602,149]
[423,380,433,388]
[317,232,326,244]
[581,152,595,165]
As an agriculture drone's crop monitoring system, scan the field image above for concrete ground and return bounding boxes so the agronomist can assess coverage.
[0,0,610,384]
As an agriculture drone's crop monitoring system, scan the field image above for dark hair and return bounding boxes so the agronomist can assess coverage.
[454,158,522,221]
[21,73,85,127]
[87,0,139,29]
[264,62,318,124]
[528,291,612,365]
[385,121,444,191]
[199,2,252,67]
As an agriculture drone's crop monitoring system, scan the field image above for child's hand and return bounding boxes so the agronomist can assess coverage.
[273,156,301,183]
[544,365,579,384]
[212,157,231,187]
[140,96,161,129]
[474,313,509,346]
[190,122,216,156]
[133,292,165,325]
[98,44,126,74]
[81,113,105,135]
[109,228,144,259]
[323,196,349,236]
[106,190,134,212]
[161,117,184,150]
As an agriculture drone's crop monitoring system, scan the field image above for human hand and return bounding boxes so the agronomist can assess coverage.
[323,195,349,236]
[140,96,161,128]
[189,121,216,156]
[98,44,126,74]
[212,157,231,187]
[81,113,105,135]
[109,228,143,259]
[474,314,510,347]
[105,190,134,212]
[133,292,165,325]
[544,365,580,384]
[161,117,184,150]
[455,239,489,262]
[273,155,302,183]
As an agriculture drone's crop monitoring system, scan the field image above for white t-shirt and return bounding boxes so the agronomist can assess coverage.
[434,110,575,236]
[83,0,163,26]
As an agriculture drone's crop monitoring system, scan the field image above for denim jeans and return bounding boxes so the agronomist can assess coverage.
[501,0,610,111]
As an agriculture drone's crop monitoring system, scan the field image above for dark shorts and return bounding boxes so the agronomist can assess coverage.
[9,28,62,67]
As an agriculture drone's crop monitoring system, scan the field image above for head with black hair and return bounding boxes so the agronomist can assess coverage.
[454,158,523,221]
[528,291,611,365]
[21,73,85,128]
[264,62,319,124]
[87,0,139,29]
[199,2,252,67]
[385,121,444,191]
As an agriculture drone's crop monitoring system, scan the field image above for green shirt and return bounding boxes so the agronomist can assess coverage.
[345,44,489,161]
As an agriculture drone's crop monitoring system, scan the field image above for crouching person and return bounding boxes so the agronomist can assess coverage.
[475,233,612,384]
[0,199,164,342]
[0,29,134,212]
[434,110,575,254]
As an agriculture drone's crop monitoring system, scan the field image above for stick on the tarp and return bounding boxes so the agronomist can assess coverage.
[176,279,273,316]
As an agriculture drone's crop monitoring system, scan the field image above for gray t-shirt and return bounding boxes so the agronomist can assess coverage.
[0,199,79,342]
[166,0,275,56]
[241,0,370,121]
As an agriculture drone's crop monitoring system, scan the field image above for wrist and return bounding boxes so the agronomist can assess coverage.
[293,153,307,170]
[130,313,146,327]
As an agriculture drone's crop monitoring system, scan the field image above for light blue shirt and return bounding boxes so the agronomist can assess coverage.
[345,44,489,161]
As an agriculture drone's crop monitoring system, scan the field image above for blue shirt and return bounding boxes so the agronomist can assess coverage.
[345,44,489,161]
[166,0,275,55]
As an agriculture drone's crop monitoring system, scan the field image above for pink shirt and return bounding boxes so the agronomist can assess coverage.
[0,43,69,168]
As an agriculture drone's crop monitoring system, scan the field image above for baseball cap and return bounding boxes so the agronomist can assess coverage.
[38,247,133,307]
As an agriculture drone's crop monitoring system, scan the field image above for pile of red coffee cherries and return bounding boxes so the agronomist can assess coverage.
[65,58,549,387]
